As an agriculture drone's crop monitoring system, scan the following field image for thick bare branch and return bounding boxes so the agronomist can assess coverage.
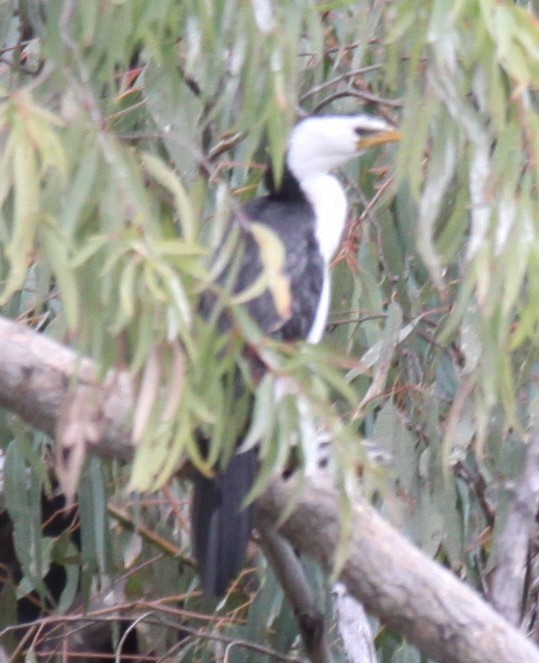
[257,477,539,663]
[0,316,538,663]
[0,317,133,461]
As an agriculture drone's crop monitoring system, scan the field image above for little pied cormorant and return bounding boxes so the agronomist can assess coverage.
[192,114,400,597]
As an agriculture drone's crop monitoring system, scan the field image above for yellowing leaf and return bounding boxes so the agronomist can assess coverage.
[250,222,292,320]
[142,153,196,242]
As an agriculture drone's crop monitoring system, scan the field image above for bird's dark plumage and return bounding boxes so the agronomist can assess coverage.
[239,176,324,340]
[192,446,257,597]
[192,165,324,597]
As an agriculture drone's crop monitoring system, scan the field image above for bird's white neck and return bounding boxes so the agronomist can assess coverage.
[298,174,347,265]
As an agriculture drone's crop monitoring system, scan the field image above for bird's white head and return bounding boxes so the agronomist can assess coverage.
[286,114,400,183]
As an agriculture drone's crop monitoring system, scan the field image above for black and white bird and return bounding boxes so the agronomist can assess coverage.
[192,114,400,597]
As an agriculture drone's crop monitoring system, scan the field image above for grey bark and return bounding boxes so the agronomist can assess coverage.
[332,583,377,663]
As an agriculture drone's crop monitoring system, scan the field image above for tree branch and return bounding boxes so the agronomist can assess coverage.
[491,424,539,626]
[0,316,538,663]
[257,527,334,663]
[257,476,539,663]
[331,582,377,663]
[0,317,133,461]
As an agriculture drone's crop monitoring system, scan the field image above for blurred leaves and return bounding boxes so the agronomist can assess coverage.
[0,0,538,660]
[0,92,66,307]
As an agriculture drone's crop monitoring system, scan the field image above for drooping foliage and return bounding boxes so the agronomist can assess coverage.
[0,0,539,660]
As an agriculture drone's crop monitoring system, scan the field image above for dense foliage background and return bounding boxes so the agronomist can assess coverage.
[1,0,539,660]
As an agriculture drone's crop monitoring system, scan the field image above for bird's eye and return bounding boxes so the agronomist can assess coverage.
[354,126,384,136]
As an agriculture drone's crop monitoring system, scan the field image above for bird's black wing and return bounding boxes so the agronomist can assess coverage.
[237,195,324,340]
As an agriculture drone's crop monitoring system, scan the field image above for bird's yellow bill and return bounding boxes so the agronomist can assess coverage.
[357,129,401,150]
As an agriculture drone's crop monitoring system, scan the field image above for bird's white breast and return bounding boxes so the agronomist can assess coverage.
[300,173,347,344]
[306,270,330,343]
[301,174,347,264]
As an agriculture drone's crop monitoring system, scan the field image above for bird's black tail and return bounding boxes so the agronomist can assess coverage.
[191,448,256,597]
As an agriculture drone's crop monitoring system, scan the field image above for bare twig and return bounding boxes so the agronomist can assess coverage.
[312,90,402,115]
[299,66,382,102]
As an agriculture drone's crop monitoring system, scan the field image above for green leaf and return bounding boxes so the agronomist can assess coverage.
[142,153,197,243]
[41,222,80,332]
[79,458,110,577]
